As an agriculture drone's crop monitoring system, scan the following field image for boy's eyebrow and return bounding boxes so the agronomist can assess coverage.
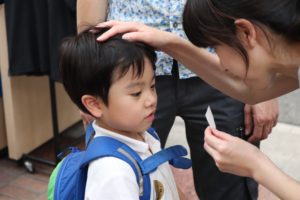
[126,75,155,89]
[126,82,144,89]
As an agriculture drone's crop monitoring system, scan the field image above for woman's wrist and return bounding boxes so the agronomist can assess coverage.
[160,33,184,53]
[252,151,273,183]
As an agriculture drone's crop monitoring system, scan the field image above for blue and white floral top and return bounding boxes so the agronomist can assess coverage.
[107,0,198,79]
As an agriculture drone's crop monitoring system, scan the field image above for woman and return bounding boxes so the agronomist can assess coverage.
[96,0,300,199]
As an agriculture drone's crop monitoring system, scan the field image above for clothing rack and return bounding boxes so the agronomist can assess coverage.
[0,4,81,170]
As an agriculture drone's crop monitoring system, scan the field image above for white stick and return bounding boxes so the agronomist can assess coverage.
[205,106,216,129]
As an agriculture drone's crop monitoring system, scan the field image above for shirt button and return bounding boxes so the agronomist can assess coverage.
[173,22,178,28]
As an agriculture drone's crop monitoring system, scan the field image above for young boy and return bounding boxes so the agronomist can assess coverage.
[59,28,183,200]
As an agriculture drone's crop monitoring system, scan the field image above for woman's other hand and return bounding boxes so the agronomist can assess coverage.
[204,127,263,178]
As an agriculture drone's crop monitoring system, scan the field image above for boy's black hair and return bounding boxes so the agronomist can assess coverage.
[59,27,157,115]
[183,0,300,66]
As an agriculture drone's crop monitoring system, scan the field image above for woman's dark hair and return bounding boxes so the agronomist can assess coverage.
[59,28,157,115]
[183,0,300,66]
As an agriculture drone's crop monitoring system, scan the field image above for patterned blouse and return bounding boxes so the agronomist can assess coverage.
[107,0,199,79]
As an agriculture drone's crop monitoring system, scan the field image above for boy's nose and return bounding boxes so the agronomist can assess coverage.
[145,92,157,107]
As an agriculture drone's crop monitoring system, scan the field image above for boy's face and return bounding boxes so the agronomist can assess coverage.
[98,58,157,136]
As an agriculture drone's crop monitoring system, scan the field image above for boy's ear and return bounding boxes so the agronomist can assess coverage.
[81,95,104,118]
[234,19,257,49]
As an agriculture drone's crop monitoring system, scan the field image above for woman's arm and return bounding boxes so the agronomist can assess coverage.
[76,0,108,33]
[204,127,300,200]
[162,34,298,104]
[256,156,300,200]
[76,0,108,126]
[96,21,299,104]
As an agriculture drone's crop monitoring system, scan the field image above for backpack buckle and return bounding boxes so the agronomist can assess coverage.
[57,147,80,159]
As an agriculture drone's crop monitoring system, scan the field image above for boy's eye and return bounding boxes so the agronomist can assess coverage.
[131,91,141,97]
[151,84,156,90]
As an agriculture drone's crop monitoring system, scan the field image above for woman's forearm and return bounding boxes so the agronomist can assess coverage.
[77,0,108,33]
[254,153,300,200]
[161,35,298,104]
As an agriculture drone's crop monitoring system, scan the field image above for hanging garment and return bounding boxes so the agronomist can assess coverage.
[5,0,76,81]
[48,0,77,81]
[5,0,50,76]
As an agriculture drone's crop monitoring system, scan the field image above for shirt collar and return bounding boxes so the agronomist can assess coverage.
[92,121,151,153]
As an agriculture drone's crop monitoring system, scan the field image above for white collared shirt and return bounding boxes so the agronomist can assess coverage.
[84,122,179,200]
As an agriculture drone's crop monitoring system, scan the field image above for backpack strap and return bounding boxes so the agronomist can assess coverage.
[85,122,95,147]
[80,136,151,200]
[146,127,160,141]
[141,145,192,174]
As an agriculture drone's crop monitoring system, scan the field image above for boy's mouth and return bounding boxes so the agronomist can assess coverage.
[145,111,155,121]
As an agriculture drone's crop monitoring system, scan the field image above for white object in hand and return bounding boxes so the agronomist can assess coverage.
[205,106,216,129]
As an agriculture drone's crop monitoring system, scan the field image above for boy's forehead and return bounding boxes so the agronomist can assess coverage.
[113,60,154,77]
[111,64,155,85]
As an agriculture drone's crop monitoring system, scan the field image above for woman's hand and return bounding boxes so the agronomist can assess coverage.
[204,127,263,178]
[96,20,179,50]
[244,99,279,142]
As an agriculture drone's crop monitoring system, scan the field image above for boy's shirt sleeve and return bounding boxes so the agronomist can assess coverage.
[85,157,140,200]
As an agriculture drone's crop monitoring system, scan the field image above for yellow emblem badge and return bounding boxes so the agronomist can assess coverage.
[154,180,164,200]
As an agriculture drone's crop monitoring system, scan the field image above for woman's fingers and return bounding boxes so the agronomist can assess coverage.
[204,128,232,172]
[209,127,234,141]
[262,125,272,140]
[248,124,263,142]
[244,104,253,135]
[96,21,142,41]
[204,127,231,152]
[203,142,219,161]
[204,127,221,150]
[95,20,174,49]
[95,20,122,28]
